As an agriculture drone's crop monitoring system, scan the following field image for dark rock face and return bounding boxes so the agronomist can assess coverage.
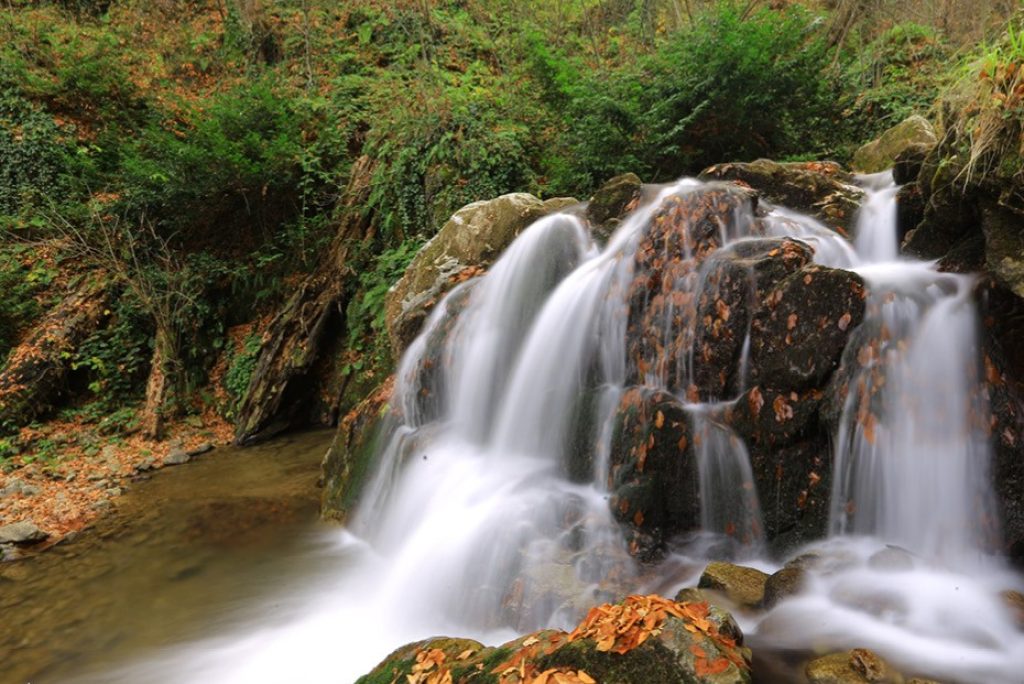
[320,377,393,522]
[608,388,700,560]
[748,266,867,391]
[625,185,760,393]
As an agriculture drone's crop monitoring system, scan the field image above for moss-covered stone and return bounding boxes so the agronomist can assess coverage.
[384,193,575,357]
[852,115,937,174]
[762,566,807,609]
[697,562,769,609]
[805,649,904,684]
[320,377,393,521]
[587,172,643,243]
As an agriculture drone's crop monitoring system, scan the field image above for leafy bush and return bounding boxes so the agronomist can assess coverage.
[0,89,74,220]
[533,3,841,187]
[223,332,263,418]
[841,23,952,147]
[70,292,152,410]
[0,245,57,363]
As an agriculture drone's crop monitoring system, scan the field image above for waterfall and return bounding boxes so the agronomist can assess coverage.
[85,173,1023,684]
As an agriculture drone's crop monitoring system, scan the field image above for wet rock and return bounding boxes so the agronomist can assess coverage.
[163,448,190,466]
[895,182,924,245]
[691,239,814,399]
[868,546,915,571]
[749,439,830,555]
[587,172,642,243]
[726,385,821,449]
[805,649,903,684]
[321,376,394,522]
[189,442,214,456]
[762,566,807,609]
[697,561,769,609]
[0,521,48,545]
[385,193,576,356]
[608,388,699,559]
[748,265,867,392]
[673,587,745,643]
[853,115,937,174]
[625,185,760,392]
[892,143,931,185]
[700,159,864,235]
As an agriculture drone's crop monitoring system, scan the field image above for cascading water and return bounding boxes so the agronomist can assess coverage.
[83,174,1023,684]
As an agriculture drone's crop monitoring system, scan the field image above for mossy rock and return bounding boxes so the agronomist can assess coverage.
[697,562,769,609]
[852,115,937,174]
[805,649,904,684]
[384,193,576,357]
[587,172,642,243]
[762,566,807,609]
[320,377,393,521]
[356,596,751,684]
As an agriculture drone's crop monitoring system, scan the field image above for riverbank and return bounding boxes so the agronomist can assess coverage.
[0,429,332,684]
[0,412,235,554]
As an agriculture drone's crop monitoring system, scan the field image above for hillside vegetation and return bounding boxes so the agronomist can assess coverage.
[0,0,1017,472]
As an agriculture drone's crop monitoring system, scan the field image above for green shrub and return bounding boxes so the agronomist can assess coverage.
[223,332,263,419]
[0,245,57,363]
[0,89,74,219]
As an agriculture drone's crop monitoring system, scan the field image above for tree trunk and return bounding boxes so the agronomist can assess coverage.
[0,276,109,433]
[233,156,376,445]
[139,328,174,440]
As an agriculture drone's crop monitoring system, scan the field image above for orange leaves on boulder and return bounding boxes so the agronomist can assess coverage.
[407,648,453,684]
[568,596,727,657]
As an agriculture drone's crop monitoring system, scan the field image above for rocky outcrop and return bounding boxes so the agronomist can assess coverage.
[357,594,751,684]
[384,193,576,358]
[852,115,938,174]
[0,276,109,433]
[699,159,863,235]
[234,157,376,445]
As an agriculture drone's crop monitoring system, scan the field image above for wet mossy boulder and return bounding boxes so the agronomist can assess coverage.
[608,388,699,559]
[805,649,904,684]
[691,239,813,400]
[385,193,576,357]
[697,562,769,610]
[320,376,393,521]
[700,159,863,235]
[748,265,867,392]
[762,565,807,609]
[852,115,938,174]
[358,595,751,684]
[587,172,642,243]
[749,439,831,553]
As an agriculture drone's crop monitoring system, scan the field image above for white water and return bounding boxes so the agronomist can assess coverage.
[83,175,1024,684]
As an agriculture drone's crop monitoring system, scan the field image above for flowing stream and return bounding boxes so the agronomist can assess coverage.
[55,174,1024,684]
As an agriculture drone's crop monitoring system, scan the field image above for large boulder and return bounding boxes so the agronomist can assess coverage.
[748,265,867,392]
[384,193,576,357]
[358,595,752,684]
[805,649,904,684]
[699,160,864,235]
[852,115,938,174]
[697,561,769,610]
